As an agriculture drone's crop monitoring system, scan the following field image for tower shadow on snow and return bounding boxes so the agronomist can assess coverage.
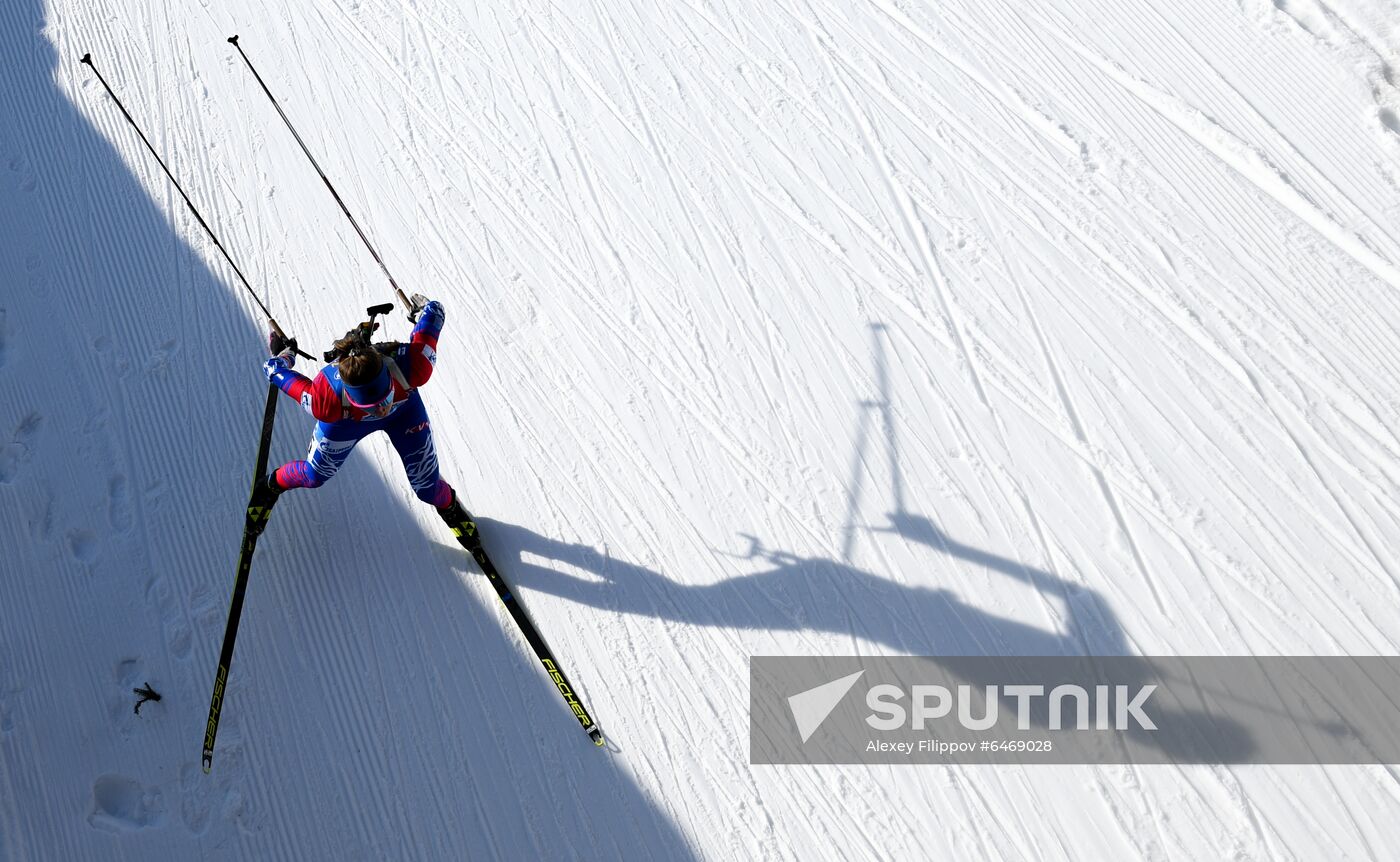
[0,4,697,857]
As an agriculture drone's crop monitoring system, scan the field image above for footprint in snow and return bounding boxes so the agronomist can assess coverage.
[88,775,164,832]
[66,529,98,563]
[1380,108,1400,138]
[178,762,214,836]
[146,576,192,661]
[0,411,42,485]
[108,474,133,533]
[6,153,36,194]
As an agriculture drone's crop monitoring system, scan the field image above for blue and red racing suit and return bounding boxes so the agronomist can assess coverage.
[262,300,454,507]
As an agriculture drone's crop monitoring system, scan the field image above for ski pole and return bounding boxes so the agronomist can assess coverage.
[227,35,415,319]
[79,53,314,361]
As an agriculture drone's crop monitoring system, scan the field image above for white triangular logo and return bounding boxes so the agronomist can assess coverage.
[788,670,865,743]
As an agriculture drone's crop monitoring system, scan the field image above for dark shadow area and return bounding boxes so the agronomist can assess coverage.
[463,324,1253,761]
[0,4,695,856]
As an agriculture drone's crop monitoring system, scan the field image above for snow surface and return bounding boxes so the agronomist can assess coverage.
[3,0,1400,858]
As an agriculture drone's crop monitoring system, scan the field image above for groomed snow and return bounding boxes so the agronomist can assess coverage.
[3,0,1399,857]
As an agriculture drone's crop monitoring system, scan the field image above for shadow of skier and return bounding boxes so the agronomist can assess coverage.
[458,323,1253,761]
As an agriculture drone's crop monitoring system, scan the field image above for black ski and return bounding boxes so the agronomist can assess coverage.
[439,500,605,746]
[202,383,281,773]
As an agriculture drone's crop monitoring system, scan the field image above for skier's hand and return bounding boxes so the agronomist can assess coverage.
[268,330,297,366]
[409,293,430,321]
[418,299,444,323]
[263,355,291,381]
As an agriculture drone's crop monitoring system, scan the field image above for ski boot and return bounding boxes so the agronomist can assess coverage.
[245,473,283,536]
[436,490,478,545]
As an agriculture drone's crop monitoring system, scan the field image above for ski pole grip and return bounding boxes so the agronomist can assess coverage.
[393,286,418,321]
[268,318,315,362]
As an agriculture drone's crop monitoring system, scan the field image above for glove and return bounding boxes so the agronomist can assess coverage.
[263,355,291,382]
[419,299,444,322]
[409,293,430,322]
[268,330,297,362]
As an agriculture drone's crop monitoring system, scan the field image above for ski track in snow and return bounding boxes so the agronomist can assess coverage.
[2,0,1400,858]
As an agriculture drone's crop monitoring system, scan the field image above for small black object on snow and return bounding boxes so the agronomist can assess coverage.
[133,682,161,715]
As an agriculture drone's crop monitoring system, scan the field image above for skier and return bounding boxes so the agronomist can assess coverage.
[249,294,470,530]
